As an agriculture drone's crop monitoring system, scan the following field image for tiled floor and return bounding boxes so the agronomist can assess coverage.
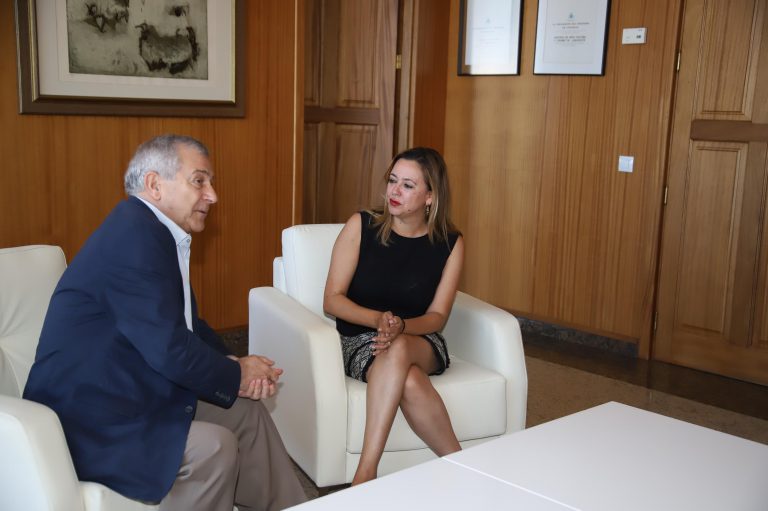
[221,328,768,499]
[523,331,768,434]
[524,333,768,444]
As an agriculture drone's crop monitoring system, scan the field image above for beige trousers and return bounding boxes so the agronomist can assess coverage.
[159,399,307,511]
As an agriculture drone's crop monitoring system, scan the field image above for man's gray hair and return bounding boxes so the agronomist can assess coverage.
[124,134,209,195]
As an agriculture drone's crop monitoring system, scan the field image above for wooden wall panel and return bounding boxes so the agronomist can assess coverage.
[316,124,376,220]
[303,124,321,221]
[305,0,323,106]
[338,0,380,107]
[409,0,450,153]
[696,0,764,119]
[676,142,747,335]
[753,148,768,350]
[0,1,301,330]
[443,0,682,349]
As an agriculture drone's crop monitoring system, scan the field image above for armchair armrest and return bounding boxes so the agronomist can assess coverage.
[81,482,159,511]
[442,292,528,433]
[248,287,348,486]
[0,395,85,511]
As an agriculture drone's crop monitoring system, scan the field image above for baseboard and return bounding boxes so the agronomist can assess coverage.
[517,316,638,358]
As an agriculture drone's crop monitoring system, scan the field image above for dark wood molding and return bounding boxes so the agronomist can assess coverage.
[304,106,380,125]
[690,120,768,142]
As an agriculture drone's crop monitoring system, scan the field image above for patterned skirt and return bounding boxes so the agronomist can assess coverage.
[339,331,450,382]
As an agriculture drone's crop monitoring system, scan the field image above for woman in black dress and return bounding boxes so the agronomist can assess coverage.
[323,147,464,485]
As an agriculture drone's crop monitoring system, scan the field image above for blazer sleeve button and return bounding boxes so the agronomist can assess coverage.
[185,405,194,414]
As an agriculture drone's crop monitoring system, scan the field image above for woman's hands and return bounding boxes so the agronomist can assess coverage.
[373,311,404,355]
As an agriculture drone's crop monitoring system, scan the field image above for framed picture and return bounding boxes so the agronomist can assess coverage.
[14,0,245,117]
[458,0,523,76]
[533,0,611,75]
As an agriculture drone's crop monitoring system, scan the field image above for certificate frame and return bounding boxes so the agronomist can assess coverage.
[14,0,245,117]
[533,0,611,76]
[458,0,523,76]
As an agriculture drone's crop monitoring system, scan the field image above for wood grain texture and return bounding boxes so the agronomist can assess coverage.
[756,147,768,349]
[395,0,415,153]
[691,120,768,141]
[654,0,768,384]
[305,0,323,106]
[408,0,450,153]
[304,106,380,124]
[0,0,301,330]
[302,0,397,224]
[303,123,320,221]
[443,0,682,351]
[338,0,380,107]
[675,142,747,336]
[695,0,764,119]
[326,124,377,219]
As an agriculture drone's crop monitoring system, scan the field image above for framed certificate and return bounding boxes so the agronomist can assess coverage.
[458,0,523,76]
[533,0,611,75]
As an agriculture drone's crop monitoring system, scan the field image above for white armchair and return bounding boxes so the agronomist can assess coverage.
[0,245,159,511]
[248,224,528,487]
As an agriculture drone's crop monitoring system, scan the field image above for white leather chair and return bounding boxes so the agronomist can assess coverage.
[248,224,528,487]
[0,245,160,511]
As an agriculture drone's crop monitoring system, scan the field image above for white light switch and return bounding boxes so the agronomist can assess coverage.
[622,28,646,45]
[618,155,634,173]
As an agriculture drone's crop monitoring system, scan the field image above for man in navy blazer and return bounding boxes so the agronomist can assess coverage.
[24,135,306,511]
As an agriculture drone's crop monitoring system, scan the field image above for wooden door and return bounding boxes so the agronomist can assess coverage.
[303,0,399,223]
[655,0,768,385]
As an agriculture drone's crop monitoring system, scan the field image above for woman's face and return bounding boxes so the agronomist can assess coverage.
[386,159,432,220]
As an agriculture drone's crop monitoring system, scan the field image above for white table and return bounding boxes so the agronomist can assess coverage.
[446,402,768,511]
[291,402,768,510]
[289,454,573,511]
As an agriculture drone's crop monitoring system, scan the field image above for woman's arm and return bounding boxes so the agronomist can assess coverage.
[324,216,464,337]
[396,235,464,336]
[323,213,385,329]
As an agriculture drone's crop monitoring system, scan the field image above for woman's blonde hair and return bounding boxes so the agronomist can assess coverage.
[369,147,459,246]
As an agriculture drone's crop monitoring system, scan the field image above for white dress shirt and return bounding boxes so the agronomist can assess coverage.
[136,196,193,331]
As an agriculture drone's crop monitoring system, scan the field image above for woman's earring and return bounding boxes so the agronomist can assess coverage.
[425,204,431,216]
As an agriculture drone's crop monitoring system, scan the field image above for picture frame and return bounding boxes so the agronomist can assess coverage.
[533,0,611,76]
[458,0,523,76]
[14,0,245,117]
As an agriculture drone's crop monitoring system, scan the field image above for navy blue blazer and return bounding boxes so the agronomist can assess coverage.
[24,196,240,503]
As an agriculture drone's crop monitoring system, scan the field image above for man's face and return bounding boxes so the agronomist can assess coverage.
[156,144,217,233]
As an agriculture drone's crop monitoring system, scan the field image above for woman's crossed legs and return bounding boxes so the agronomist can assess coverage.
[353,334,461,485]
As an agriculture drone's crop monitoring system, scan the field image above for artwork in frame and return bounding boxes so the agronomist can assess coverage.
[458,0,523,76]
[14,0,245,117]
[533,0,611,76]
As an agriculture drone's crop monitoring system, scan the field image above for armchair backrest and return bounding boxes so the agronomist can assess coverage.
[0,246,66,398]
[276,224,343,318]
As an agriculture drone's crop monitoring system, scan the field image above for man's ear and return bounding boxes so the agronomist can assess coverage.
[144,172,162,200]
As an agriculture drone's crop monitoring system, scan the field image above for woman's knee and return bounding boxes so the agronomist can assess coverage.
[382,335,410,364]
[402,365,430,401]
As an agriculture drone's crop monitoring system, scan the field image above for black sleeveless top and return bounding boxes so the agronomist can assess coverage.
[336,211,460,337]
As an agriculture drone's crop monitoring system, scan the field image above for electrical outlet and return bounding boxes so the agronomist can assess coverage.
[618,155,634,173]
[622,28,646,45]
